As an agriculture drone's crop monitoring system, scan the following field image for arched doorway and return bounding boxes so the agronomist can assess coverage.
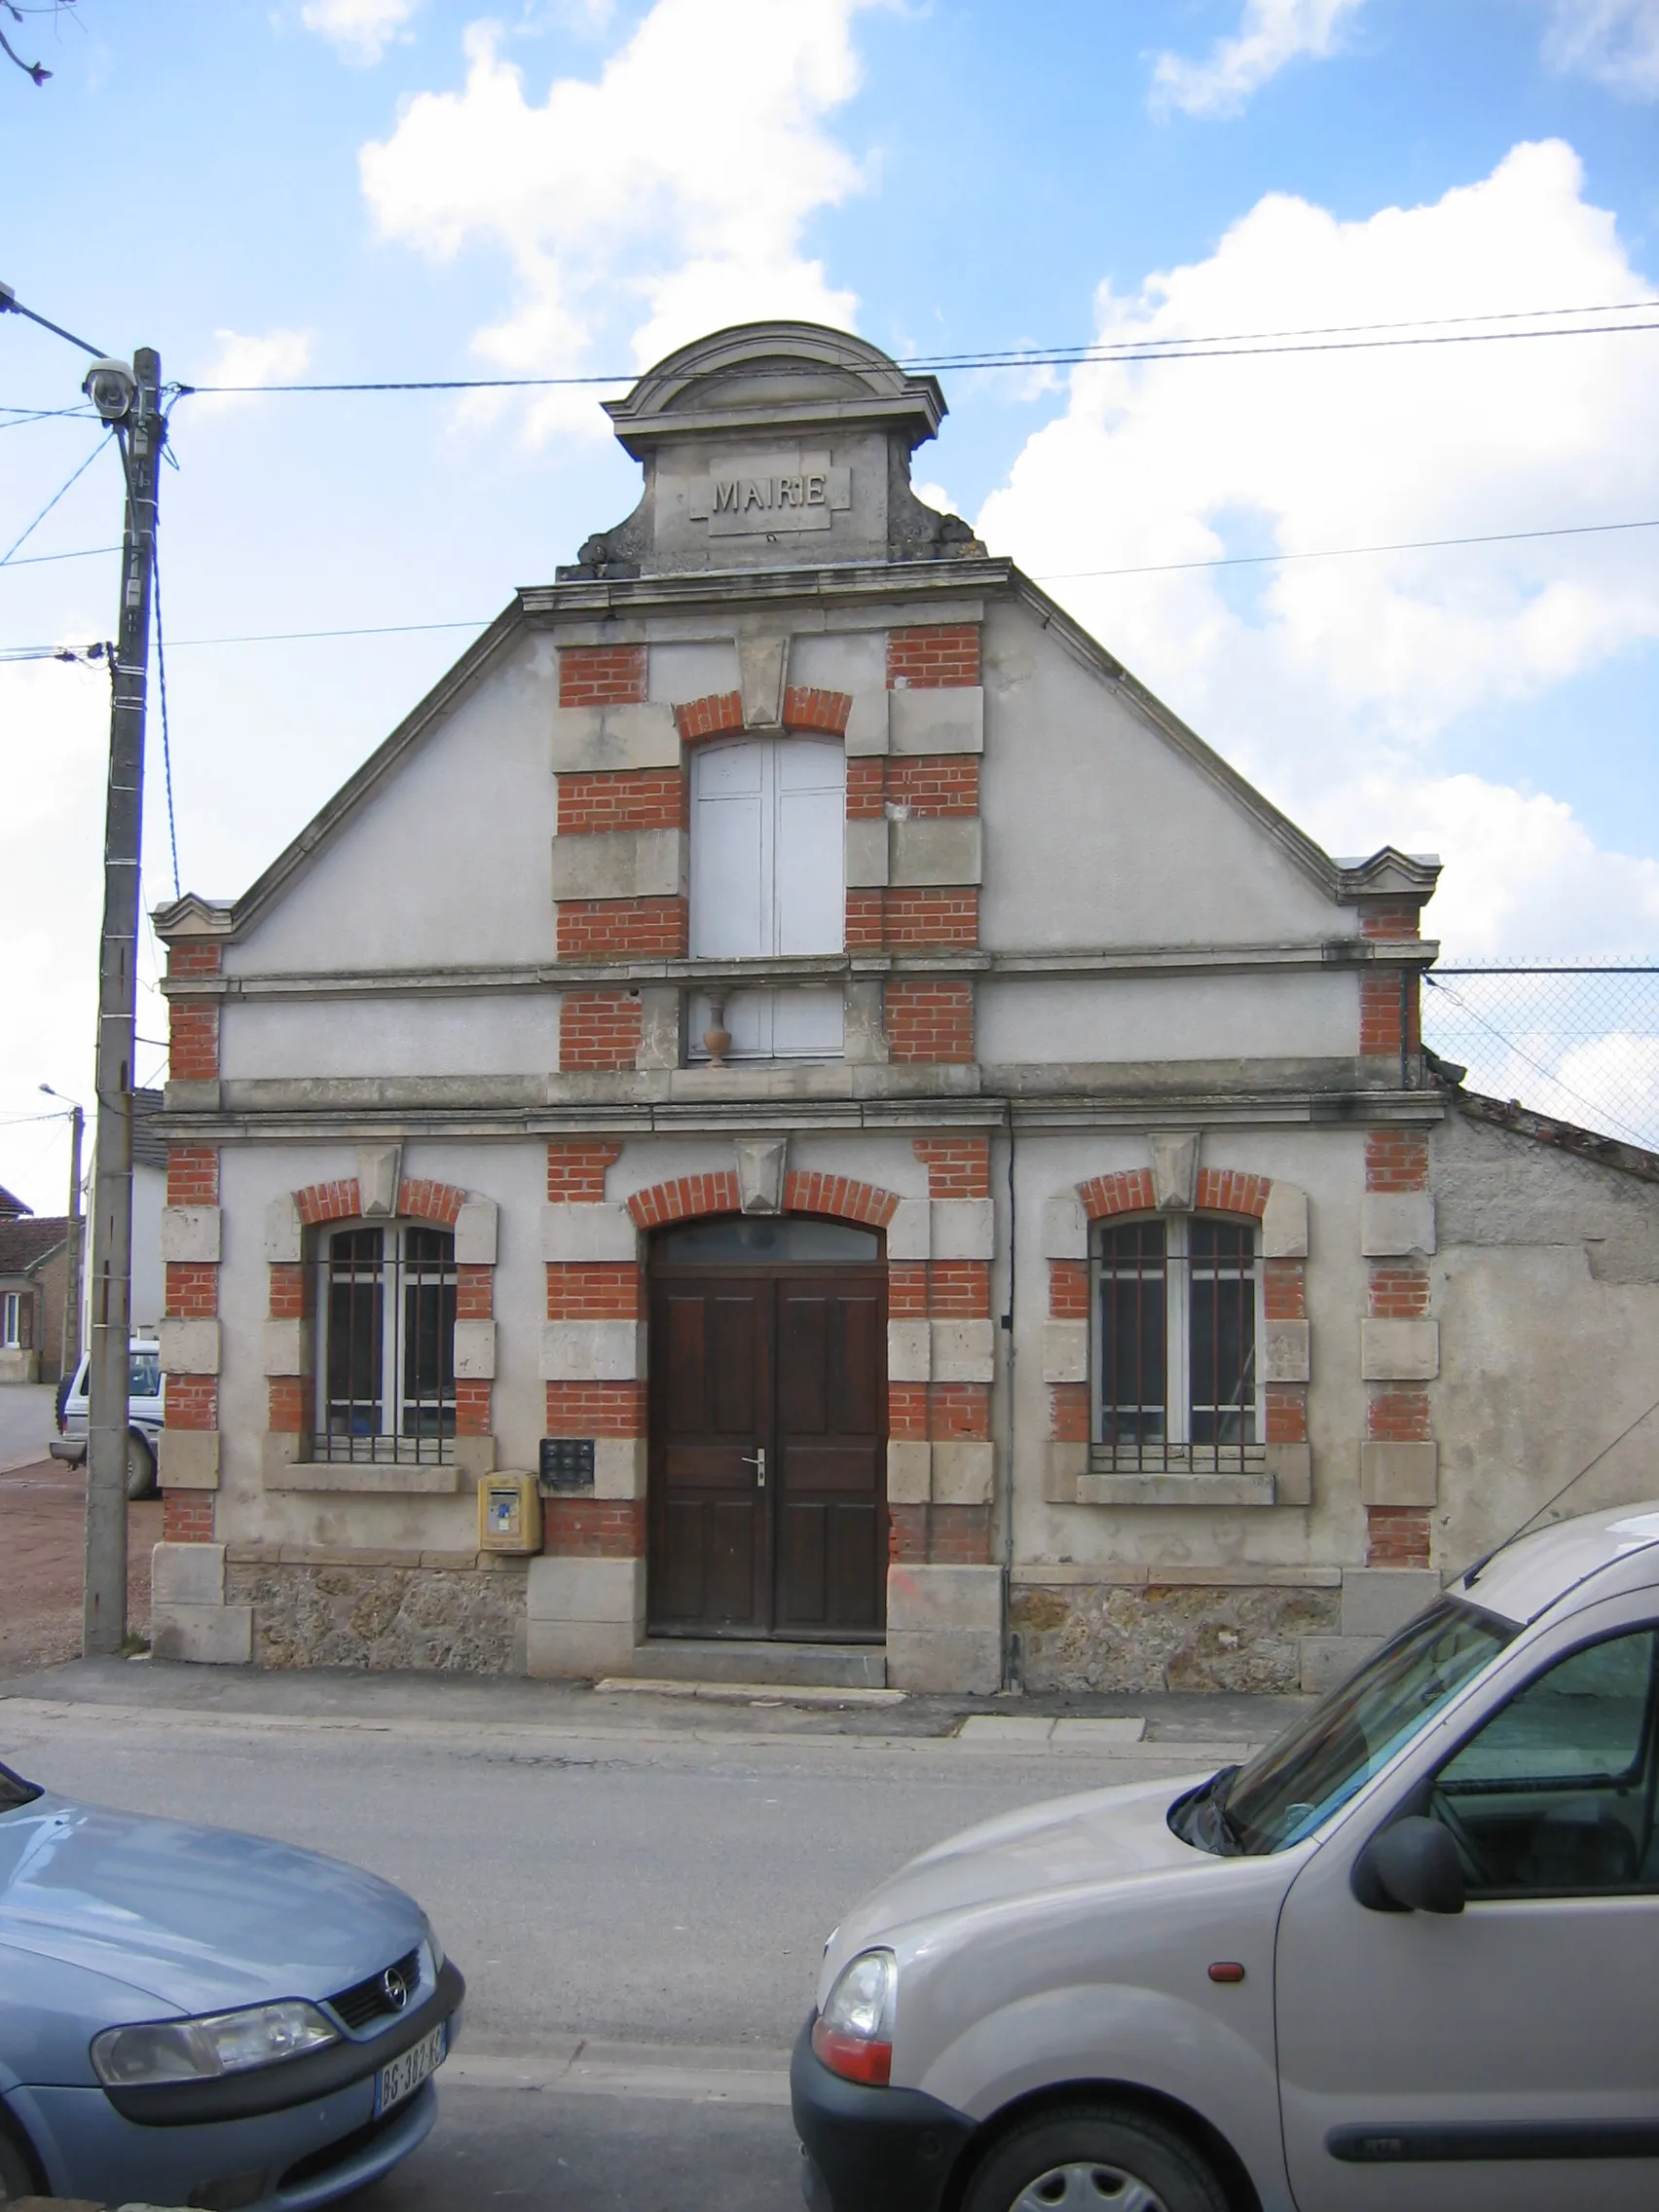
[647,1214,887,1642]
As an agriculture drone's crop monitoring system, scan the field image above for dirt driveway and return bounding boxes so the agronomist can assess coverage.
[0,1456,161,1678]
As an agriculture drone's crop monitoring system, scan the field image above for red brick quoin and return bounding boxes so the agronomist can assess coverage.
[559,645,645,708]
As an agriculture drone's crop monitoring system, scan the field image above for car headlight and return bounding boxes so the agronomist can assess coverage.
[91,2001,340,2087]
[811,1948,896,2085]
[426,1924,445,1977]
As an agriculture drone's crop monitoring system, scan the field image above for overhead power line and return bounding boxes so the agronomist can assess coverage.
[177,306,1659,396]
[0,432,108,566]
[0,541,119,569]
[4,512,1654,666]
[1039,513,1659,583]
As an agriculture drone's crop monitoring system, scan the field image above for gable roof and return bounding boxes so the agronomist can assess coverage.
[151,561,1439,945]
[0,1215,68,1276]
[0,1184,29,1220]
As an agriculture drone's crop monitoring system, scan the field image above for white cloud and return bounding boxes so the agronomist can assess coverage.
[193,328,315,414]
[1150,0,1364,119]
[976,140,1659,958]
[301,0,421,66]
[1540,0,1659,98]
[0,653,170,1214]
[359,0,871,440]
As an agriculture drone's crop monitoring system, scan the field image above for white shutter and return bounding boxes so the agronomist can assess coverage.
[773,740,845,955]
[688,736,845,1058]
[689,743,766,958]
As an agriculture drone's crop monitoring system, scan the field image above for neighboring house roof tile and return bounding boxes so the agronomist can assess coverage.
[132,1088,167,1171]
[0,1216,69,1275]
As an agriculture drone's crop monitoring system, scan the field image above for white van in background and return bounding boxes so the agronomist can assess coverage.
[52,1341,164,1497]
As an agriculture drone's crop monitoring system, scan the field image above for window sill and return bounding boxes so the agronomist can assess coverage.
[265,1463,464,1495]
[1077,1470,1277,1508]
[1046,1442,1310,1509]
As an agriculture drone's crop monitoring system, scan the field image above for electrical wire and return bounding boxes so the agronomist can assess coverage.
[1040,514,1659,583]
[0,541,118,569]
[0,431,108,566]
[6,507,1658,662]
[178,307,1659,396]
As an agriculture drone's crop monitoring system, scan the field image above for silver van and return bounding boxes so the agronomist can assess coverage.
[53,1340,164,1497]
[793,1499,1659,2212]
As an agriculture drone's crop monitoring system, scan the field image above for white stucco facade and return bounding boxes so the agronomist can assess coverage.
[147,321,1659,1690]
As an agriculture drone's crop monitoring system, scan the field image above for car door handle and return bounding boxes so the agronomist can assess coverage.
[740,1449,767,1488]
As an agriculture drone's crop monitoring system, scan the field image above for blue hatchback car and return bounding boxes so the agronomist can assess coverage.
[0,1754,463,2208]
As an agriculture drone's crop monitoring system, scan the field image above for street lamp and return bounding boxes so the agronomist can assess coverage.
[39,1086,87,1392]
[4,279,163,1657]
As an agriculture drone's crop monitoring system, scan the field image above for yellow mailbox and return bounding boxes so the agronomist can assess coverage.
[477,1471,541,1555]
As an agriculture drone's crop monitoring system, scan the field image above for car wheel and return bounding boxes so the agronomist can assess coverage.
[126,1430,158,1499]
[962,2104,1230,2212]
[0,2122,39,2200]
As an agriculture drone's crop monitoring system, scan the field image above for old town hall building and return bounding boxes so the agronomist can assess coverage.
[148,321,1659,1693]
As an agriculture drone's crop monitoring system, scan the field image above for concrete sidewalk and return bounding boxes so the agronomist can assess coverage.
[0,1652,1312,1751]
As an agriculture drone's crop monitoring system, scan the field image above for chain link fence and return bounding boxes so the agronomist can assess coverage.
[1422,962,1659,1152]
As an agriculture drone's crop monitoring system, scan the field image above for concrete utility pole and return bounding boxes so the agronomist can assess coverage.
[62,1102,84,1384]
[84,347,163,1657]
[40,1088,86,1384]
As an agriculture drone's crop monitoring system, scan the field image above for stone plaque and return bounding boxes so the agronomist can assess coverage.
[688,465,851,536]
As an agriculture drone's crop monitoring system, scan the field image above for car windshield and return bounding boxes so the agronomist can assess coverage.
[129,1352,161,1396]
[1171,1597,1515,1856]
[0,1759,43,1812]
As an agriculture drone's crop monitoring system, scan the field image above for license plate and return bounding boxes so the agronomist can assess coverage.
[374,2021,447,2117]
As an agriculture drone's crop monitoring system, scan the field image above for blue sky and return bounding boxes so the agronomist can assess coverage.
[3,0,1658,1207]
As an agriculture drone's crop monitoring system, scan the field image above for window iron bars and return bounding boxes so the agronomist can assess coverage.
[1095,1217,1259,1473]
[316,1225,457,1463]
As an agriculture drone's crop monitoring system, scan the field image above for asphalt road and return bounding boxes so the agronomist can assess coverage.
[0,1686,1246,2211]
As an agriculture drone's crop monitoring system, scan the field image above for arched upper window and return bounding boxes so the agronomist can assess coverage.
[688,737,844,1059]
[1092,1214,1262,1470]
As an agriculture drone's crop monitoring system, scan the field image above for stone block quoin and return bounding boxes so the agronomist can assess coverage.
[1364,1128,1434,1567]
[541,1141,648,1522]
[163,1145,221,1537]
[905,1138,994,1563]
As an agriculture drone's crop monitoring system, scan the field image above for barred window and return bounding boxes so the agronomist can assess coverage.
[1092,1216,1261,1469]
[315,1224,456,1462]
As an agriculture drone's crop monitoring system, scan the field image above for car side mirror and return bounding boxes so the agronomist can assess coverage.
[1352,1816,1465,1915]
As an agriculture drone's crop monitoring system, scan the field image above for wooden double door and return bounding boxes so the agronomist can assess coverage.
[647,1260,887,1640]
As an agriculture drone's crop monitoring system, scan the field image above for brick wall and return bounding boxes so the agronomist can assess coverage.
[166,941,221,1085]
[886,625,981,689]
[887,980,975,1062]
[1364,1127,1434,1568]
[559,992,645,1071]
[162,1145,219,1540]
[559,645,646,707]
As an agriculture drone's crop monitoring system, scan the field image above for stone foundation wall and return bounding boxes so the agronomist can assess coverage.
[227,1560,528,1674]
[1012,1580,1340,1695]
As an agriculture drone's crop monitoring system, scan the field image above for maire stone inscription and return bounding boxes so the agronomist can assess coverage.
[687,464,852,536]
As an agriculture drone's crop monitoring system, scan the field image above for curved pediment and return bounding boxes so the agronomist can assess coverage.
[603,319,945,458]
